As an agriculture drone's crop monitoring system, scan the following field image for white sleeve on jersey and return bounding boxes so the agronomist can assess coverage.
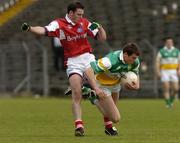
[97,57,112,71]
[45,21,59,32]
[157,52,162,59]
[88,22,99,36]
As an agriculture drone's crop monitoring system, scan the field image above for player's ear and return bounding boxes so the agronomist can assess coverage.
[69,10,74,15]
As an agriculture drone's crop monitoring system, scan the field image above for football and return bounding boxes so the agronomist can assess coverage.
[121,71,138,85]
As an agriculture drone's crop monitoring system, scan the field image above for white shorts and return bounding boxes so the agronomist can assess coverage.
[161,70,179,82]
[66,52,95,77]
[98,83,121,96]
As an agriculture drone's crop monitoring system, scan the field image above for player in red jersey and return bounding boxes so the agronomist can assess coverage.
[21,1,106,136]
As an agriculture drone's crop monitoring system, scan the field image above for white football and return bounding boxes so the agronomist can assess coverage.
[121,71,138,85]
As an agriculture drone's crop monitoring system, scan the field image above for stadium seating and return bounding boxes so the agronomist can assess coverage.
[0,0,19,13]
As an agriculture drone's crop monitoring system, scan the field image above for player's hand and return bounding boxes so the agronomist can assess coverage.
[124,82,138,90]
[89,22,101,30]
[94,87,106,99]
[21,22,30,31]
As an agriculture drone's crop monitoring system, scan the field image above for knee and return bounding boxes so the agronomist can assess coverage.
[72,88,82,102]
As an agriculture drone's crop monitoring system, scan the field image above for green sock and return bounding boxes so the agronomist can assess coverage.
[170,96,175,104]
[165,98,171,106]
[82,86,91,95]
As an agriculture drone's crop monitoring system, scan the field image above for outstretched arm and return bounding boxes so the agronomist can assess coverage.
[29,26,46,35]
[21,23,46,36]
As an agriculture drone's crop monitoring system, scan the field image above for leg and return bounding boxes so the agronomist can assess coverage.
[69,74,84,136]
[103,92,120,136]
[95,95,120,123]
[162,81,171,107]
[170,81,179,105]
[93,95,119,136]
[88,84,121,135]
[112,92,120,106]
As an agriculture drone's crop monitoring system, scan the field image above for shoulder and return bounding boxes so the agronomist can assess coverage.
[80,18,90,26]
[134,58,140,65]
[81,18,90,22]
[107,50,121,57]
[174,47,180,51]
[54,18,67,25]
[158,48,165,54]
[159,47,165,52]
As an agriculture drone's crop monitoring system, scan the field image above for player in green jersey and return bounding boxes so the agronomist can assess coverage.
[85,43,141,135]
[156,37,180,108]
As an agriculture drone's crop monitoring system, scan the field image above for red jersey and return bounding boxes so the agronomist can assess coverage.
[45,14,99,61]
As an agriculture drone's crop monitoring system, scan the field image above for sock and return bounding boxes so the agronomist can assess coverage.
[75,120,84,129]
[165,98,171,106]
[104,117,113,129]
[170,96,175,104]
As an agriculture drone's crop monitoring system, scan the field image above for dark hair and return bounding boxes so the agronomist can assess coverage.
[164,36,173,41]
[123,43,140,56]
[67,1,84,13]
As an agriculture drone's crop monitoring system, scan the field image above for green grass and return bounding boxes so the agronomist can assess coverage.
[0,97,180,143]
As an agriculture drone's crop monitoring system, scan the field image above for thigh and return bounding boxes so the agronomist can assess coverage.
[69,74,83,100]
[112,92,119,105]
[171,81,179,91]
[99,96,120,119]
[162,81,170,91]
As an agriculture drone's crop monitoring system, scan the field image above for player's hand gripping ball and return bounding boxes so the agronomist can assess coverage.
[121,71,138,86]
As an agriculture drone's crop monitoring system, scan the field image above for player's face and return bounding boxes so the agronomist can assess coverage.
[165,39,174,48]
[124,53,138,64]
[71,8,84,23]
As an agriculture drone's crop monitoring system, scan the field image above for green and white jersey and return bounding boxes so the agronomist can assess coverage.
[90,50,140,85]
[157,46,180,70]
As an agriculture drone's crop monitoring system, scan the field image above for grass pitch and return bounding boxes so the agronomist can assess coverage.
[0,97,180,143]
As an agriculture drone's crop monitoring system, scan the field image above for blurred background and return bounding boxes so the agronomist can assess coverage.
[0,0,179,98]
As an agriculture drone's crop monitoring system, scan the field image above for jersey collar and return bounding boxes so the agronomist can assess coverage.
[164,46,175,51]
[119,51,126,64]
[65,14,76,26]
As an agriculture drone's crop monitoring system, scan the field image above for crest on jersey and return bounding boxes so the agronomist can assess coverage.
[77,27,83,33]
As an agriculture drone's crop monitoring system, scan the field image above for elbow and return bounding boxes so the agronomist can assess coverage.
[98,35,107,42]
[102,35,107,41]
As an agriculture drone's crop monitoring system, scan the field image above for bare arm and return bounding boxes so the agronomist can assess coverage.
[84,67,106,99]
[29,26,46,36]
[96,26,106,41]
[21,23,46,36]
[177,54,180,77]
[155,54,161,78]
